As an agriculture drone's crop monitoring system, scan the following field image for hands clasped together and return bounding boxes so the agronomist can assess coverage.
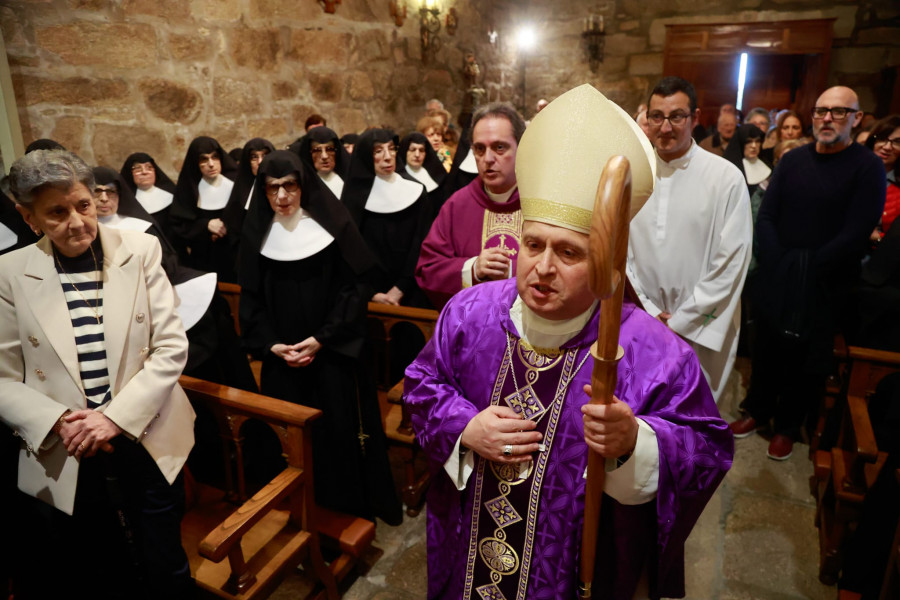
[371,286,404,306]
[58,409,122,459]
[271,336,322,368]
[460,384,638,463]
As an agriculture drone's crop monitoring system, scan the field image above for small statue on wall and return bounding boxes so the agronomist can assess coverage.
[462,52,485,117]
[463,52,480,89]
[319,0,340,14]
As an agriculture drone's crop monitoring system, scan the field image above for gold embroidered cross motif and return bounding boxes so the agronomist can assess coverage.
[498,234,517,257]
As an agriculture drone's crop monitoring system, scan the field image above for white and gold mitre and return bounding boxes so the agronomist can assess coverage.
[516,84,656,234]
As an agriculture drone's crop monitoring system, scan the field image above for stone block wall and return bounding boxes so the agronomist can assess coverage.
[1,0,501,173]
[2,0,898,174]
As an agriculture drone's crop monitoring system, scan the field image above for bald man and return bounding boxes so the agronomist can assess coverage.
[699,112,738,156]
[730,86,886,460]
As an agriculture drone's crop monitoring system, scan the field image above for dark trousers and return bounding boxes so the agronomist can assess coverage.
[12,439,194,600]
[743,317,827,440]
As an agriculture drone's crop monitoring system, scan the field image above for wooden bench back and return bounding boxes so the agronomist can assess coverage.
[366,302,440,391]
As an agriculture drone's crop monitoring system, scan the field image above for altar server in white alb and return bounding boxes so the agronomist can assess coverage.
[627,76,752,401]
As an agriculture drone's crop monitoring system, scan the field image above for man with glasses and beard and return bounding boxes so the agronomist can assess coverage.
[730,86,886,460]
[627,76,752,404]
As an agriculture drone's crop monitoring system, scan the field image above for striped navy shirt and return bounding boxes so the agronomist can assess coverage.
[55,241,110,408]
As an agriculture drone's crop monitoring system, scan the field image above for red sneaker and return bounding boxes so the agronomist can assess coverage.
[729,416,761,439]
[767,434,794,461]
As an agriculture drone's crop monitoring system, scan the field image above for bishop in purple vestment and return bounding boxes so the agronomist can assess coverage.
[415,103,527,309]
[404,85,733,600]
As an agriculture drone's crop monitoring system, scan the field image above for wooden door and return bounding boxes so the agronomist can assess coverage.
[663,20,835,129]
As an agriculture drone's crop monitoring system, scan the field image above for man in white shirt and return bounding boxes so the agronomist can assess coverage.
[627,76,752,401]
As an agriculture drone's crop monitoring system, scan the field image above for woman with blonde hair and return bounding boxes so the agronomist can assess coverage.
[417,114,452,172]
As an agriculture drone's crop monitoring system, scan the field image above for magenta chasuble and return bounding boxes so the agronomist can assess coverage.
[415,178,522,309]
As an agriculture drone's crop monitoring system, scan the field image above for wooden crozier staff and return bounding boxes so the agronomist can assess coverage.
[578,155,632,599]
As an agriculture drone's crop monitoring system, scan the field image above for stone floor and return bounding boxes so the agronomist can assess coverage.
[271,358,839,599]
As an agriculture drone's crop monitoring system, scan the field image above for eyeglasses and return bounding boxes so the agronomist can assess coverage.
[872,136,900,151]
[646,111,691,126]
[94,187,119,197]
[311,145,336,156]
[265,180,300,197]
[373,146,398,158]
[249,152,268,163]
[811,106,859,120]
[131,164,155,174]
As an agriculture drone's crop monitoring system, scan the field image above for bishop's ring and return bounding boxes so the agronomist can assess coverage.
[503,444,513,457]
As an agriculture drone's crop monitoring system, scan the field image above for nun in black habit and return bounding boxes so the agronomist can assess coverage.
[442,126,479,203]
[120,152,178,245]
[293,126,350,202]
[397,131,447,219]
[222,137,275,248]
[170,136,240,282]
[723,123,771,198]
[343,128,432,308]
[238,150,402,525]
[92,166,257,393]
[340,133,358,155]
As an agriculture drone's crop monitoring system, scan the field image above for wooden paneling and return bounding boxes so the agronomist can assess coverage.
[663,19,835,128]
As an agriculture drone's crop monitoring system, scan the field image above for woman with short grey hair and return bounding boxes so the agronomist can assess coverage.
[0,149,195,598]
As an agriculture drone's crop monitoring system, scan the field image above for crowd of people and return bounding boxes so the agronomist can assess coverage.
[0,74,894,598]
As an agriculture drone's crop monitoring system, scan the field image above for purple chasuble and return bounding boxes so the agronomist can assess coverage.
[404,279,733,599]
[415,178,522,309]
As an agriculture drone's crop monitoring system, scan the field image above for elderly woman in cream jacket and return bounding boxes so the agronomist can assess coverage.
[0,150,195,598]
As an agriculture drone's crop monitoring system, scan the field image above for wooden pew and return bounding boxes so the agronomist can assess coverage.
[218,281,243,337]
[812,347,899,585]
[809,333,851,457]
[366,302,440,516]
[179,375,375,599]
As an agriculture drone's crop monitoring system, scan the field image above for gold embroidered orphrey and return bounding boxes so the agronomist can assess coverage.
[464,337,590,600]
[481,210,523,257]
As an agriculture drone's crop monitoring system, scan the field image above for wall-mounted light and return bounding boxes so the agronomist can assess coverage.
[419,0,443,63]
[516,25,537,53]
[582,14,605,73]
[319,0,341,14]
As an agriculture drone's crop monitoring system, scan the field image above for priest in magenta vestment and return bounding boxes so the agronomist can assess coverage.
[415,103,527,309]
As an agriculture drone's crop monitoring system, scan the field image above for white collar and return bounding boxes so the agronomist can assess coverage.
[260,207,335,261]
[243,181,256,210]
[319,170,345,200]
[135,186,173,214]
[485,184,517,204]
[460,148,478,173]
[405,163,439,192]
[743,157,772,185]
[365,172,423,214]
[509,295,598,349]
[173,272,217,331]
[656,140,696,170]
[98,213,153,233]
[197,176,234,210]
[0,221,17,252]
